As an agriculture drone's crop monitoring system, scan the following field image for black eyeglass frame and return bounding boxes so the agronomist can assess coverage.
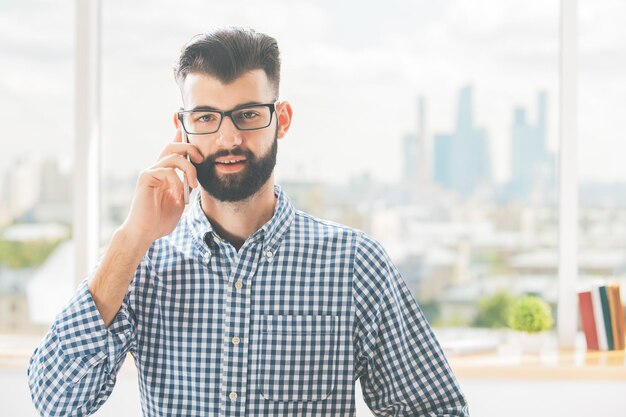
[177,103,277,135]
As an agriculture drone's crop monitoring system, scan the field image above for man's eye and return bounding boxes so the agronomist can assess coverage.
[194,113,218,123]
[238,111,259,120]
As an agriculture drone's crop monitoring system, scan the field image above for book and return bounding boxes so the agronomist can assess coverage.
[608,284,626,350]
[591,284,609,351]
[578,291,599,350]
[607,285,621,350]
[599,285,615,350]
[615,285,626,349]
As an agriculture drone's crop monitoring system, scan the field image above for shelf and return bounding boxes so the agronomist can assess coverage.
[449,346,626,380]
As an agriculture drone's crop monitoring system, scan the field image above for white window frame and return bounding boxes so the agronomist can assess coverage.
[558,0,578,348]
[73,0,101,286]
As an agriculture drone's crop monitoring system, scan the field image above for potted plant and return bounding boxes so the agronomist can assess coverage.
[507,295,554,353]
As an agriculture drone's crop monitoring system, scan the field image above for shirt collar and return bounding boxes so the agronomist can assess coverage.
[187,183,295,251]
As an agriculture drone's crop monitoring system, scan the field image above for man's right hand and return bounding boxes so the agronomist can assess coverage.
[120,129,204,247]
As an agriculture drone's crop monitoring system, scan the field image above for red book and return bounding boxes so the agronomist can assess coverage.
[578,291,599,350]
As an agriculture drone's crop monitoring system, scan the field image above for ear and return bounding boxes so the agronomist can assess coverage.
[275,101,293,140]
[172,111,185,143]
[173,111,181,130]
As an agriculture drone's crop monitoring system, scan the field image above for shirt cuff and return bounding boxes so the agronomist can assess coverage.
[55,279,134,385]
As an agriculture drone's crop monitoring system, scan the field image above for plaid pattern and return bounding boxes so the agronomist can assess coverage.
[28,184,469,416]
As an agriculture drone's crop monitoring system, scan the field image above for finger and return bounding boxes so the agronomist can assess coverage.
[157,143,204,164]
[163,168,185,202]
[147,167,184,201]
[153,153,198,188]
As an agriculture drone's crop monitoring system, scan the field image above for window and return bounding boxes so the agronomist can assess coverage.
[98,2,562,342]
[578,0,626,312]
[0,0,73,334]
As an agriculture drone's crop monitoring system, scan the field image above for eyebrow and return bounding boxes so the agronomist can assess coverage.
[189,101,266,112]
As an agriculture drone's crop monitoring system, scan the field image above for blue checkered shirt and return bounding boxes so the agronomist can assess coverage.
[28,184,469,416]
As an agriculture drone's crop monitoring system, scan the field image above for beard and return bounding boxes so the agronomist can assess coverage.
[192,127,278,202]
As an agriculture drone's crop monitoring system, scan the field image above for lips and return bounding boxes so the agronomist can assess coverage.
[215,157,247,164]
[214,159,246,172]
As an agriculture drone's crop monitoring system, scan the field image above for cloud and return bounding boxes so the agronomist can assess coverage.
[2,0,625,184]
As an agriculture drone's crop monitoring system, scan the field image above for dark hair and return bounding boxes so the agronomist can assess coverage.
[173,26,281,98]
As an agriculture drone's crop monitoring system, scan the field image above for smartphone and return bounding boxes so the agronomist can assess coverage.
[183,131,190,205]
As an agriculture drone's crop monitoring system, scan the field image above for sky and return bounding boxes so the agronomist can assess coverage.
[1,0,624,187]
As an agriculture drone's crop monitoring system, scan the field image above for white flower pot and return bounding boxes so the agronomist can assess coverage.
[518,331,546,353]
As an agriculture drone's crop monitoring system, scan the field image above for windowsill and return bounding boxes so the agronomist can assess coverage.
[448,346,626,380]
[434,328,626,380]
[0,334,44,370]
[4,332,625,380]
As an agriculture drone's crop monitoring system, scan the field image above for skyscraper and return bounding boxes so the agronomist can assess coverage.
[433,85,492,197]
[401,97,429,201]
[509,91,554,202]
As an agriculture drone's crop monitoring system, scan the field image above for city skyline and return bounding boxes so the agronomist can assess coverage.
[0,80,623,218]
[2,0,625,187]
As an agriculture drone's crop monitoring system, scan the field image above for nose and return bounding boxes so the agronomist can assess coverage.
[215,115,243,148]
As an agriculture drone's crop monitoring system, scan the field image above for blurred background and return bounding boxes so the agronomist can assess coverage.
[1,0,626,416]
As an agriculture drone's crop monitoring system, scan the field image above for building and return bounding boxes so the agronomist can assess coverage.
[433,86,492,197]
[508,91,555,203]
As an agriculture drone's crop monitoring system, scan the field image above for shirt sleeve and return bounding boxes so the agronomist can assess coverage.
[353,232,470,416]
[27,256,146,417]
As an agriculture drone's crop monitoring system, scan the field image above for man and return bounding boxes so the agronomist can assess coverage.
[28,26,469,416]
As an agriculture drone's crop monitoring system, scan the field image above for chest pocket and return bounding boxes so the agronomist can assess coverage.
[257,314,338,402]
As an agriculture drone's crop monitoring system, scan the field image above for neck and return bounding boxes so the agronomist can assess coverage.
[199,179,277,251]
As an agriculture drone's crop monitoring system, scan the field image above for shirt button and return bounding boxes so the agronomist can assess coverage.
[232,336,241,345]
[234,280,243,290]
[229,391,238,401]
[265,250,274,259]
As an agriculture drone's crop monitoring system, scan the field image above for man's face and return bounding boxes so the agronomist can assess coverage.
[177,69,291,202]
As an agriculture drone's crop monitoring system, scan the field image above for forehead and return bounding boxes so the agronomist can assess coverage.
[181,69,274,110]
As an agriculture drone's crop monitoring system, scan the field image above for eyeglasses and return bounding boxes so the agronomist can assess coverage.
[177,103,276,135]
